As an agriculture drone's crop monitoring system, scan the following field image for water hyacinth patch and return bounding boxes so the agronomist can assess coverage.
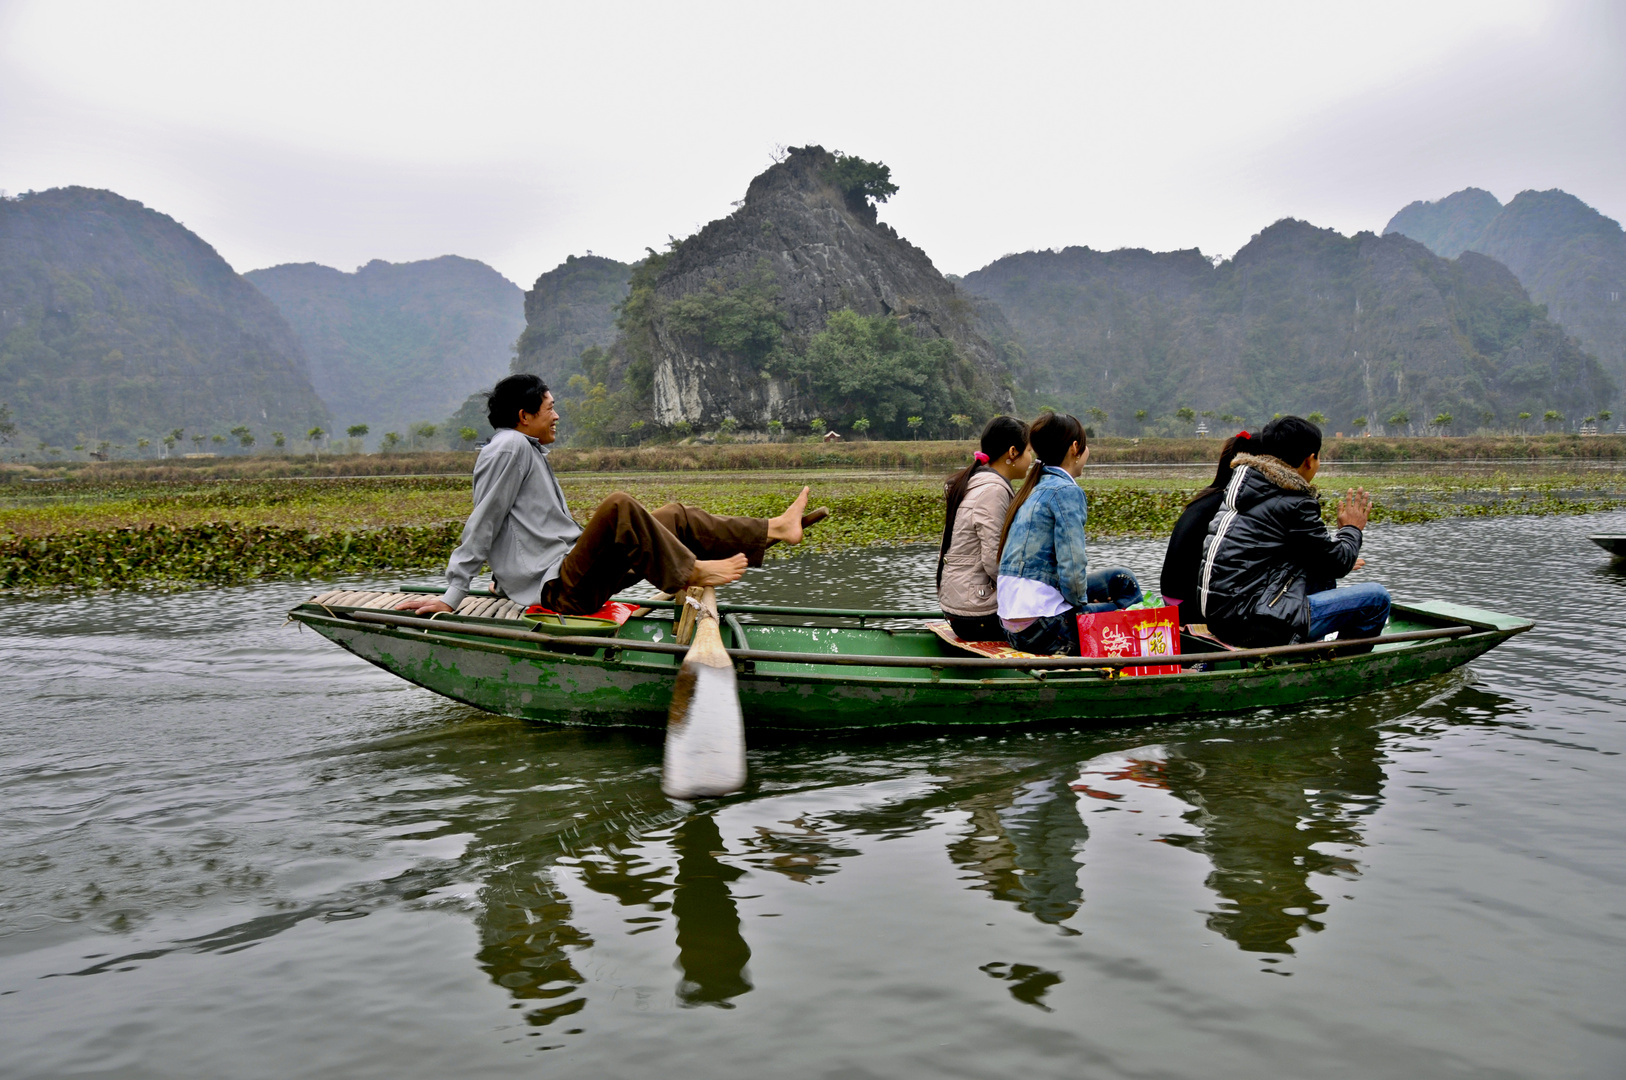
[1,469,1622,593]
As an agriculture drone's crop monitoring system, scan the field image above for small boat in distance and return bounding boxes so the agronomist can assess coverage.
[287,589,1531,731]
[1590,535,1626,558]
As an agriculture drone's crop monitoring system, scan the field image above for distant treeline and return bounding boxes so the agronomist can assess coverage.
[5,434,1626,485]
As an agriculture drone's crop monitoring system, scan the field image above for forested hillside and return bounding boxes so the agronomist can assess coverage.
[0,187,329,450]
[247,255,524,437]
[964,220,1614,434]
[1385,188,1626,398]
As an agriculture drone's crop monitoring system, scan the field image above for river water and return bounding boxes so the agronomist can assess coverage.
[3,511,1624,1079]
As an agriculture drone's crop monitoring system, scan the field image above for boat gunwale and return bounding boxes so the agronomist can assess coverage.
[328,606,1491,667]
[287,602,1527,689]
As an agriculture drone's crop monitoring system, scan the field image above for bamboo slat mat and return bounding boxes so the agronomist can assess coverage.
[306,590,527,621]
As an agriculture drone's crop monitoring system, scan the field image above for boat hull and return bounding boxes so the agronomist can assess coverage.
[289,600,1528,731]
[1591,535,1626,557]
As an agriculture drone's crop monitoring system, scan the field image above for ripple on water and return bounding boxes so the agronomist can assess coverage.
[2,512,1626,1079]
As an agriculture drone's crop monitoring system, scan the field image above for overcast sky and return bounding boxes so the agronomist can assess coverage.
[2,0,1621,287]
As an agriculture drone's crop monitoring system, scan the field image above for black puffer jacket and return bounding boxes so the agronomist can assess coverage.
[1198,453,1363,647]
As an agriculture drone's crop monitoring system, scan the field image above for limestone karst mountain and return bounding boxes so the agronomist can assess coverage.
[247,255,524,437]
[964,219,1613,434]
[1385,188,1626,396]
[0,187,329,449]
[1384,189,1504,260]
[575,146,1014,441]
[447,253,631,440]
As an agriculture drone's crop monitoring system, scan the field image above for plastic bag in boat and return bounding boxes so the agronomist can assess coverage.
[1076,605,1181,676]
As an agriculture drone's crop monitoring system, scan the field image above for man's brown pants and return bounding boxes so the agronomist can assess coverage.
[538,493,769,615]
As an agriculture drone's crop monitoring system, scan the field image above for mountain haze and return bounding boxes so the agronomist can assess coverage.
[0,187,329,448]
[1385,188,1626,395]
[247,255,524,436]
[965,220,1613,433]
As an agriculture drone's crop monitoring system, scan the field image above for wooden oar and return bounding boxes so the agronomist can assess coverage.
[662,586,747,799]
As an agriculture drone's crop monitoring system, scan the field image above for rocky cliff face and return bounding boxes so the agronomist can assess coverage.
[247,255,524,435]
[1385,188,1626,399]
[620,145,1012,430]
[964,219,1613,433]
[0,187,329,448]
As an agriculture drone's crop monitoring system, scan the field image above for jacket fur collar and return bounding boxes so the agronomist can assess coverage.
[1232,452,1316,494]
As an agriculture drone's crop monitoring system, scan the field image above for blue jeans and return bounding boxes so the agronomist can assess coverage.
[1005,567,1144,656]
[1306,582,1391,641]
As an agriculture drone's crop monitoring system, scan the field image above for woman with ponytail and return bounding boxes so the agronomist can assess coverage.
[994,412,1143,656]
[938,416,1031,640]
[1159,431,1250,626]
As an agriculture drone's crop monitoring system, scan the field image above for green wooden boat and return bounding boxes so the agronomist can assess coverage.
[1591,535,1626,557]
[286,591,1531,731]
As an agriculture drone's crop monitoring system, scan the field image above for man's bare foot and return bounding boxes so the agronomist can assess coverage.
[767,486,811,545]
[689,554,749,587]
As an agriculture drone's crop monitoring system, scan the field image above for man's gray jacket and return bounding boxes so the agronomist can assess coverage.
[442,427,582,610]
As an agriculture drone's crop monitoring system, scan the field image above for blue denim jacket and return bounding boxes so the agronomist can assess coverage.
[996,465,1090,606]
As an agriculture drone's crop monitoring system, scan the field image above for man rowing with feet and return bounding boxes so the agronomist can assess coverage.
[398,373,820,619]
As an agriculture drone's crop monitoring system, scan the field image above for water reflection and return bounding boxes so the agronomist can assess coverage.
[404,673,1517,1027]
[945,775,1088,929]
[476,871,592,1028]
[669,815,752,1006]
[1162,718,1385,954]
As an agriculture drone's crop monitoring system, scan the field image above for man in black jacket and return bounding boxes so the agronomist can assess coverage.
[1198,416,1389,648]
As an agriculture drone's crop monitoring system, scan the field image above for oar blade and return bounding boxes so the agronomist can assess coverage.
[662,588,746,799]
[662,650,746,798]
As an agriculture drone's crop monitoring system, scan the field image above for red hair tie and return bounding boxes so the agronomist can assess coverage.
[1236,431,1250,440]
[973,451,990,464]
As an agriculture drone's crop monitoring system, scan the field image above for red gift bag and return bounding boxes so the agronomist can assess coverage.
[1076,605,1182,676]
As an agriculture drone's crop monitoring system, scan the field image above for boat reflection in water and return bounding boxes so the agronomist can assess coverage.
[1072,722,1383,957]
[452,673,1505,1026]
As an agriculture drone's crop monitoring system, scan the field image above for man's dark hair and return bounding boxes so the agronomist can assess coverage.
[486,374,548,430]
[1259,415,1322,468]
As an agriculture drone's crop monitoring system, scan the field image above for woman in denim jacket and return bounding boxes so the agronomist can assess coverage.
[995,412,1143,655]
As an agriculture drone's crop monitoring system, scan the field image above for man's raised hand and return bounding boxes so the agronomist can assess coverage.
[396,596,455,615]
[1337,487,1373,530]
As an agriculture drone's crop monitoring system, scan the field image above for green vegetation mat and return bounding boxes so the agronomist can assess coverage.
[3,466,1624,592]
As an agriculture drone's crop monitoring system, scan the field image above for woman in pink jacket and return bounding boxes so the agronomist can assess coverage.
[936,416,1032,641]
